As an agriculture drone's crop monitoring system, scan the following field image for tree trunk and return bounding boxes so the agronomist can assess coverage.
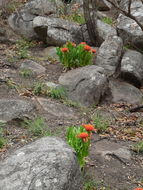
[83,0,101,46]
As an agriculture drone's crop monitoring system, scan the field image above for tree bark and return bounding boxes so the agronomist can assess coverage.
[83,0,101,46]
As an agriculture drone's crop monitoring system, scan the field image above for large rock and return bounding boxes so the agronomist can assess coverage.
[8,0,64,39]
[0,137,82,190]
[20,60,46,75]
[109,79,143,104]
[96,35,123,76]
[59,65,108,106]
[117,0,143,48]
[0,99,35,122]
[93,139,131,161]
[120,50,143,88]
[33,16,82,46]
[37,97,77,119]
[81,20,117,45]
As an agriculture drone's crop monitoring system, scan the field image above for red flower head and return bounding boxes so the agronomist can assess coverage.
[61,48,69,52]
[91,49,97,53]
[80,42,86,45]
[84,45,91,51]
[82,124,95,132]
[77,132,89,142]
[134,188,143,190]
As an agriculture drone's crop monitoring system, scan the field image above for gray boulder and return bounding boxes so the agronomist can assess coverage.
[59,65,108,106]
[0,99,35,122]
[20,60,46,75]
[96,35,123,76]
[8,0,64,39]
[37,97,77,119]
[117,0,143,48]
[93,139,131,161]
[120,50,143,88]
[109,79,143,104]
[0,137,82,190]
[33,16,82,46]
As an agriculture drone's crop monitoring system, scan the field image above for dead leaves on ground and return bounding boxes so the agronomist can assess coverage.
[97,103,143,141]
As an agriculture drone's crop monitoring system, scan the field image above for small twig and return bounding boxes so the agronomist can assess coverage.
[129,105,143,112]
[106,153,127,165]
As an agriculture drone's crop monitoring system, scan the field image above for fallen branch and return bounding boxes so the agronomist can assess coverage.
[106,0,143,31]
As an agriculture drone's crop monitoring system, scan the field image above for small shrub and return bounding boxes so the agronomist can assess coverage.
[101,17,113,25]
[23,117,48,136]
[66,124,95,168]
[133,141,143,153]
[16,39,36,59]
[49,87,67,100]
[93,114,109,133]
[56,42,96,69]
[19,68,33,78]
[33,81,47,96]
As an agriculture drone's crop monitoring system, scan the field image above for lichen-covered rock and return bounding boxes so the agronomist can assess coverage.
[59,65,108,106]
[120,50,143,88]
[117,0,143,48]
[0,99,35,122]
[33,16,82,46]
[0,137,82,190]
[96,35,123,76]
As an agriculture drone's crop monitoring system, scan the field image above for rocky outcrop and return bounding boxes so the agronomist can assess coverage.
[120,50,143,88]
[117,0,143,48]
[33,16,82,46]
[0,99,35,122]
[0,137,82,190]
[8,0,64,39]
[96,35,123,76]
[59,65,108,106]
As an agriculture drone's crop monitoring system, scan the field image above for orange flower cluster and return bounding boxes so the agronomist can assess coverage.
[80,42,96,53]
[61,47,69,52]
[77,132,89,142]
[134,188,143,190]
[77,124,96,142]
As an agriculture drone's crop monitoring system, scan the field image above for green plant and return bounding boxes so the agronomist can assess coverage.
[33,81,47,96]
[63,13,85,24]
[101,17,113,25]
[56,42,96,69]
[16,39,36,59]
[19,68,33,78]
[49,86,67,100]
[67,124,95,168]
[133,141,143,153]
[0,128,7,149]
[93,114,109,133]
[83,179,101,190]
[23,117,49,136]
[63,99,82,108]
